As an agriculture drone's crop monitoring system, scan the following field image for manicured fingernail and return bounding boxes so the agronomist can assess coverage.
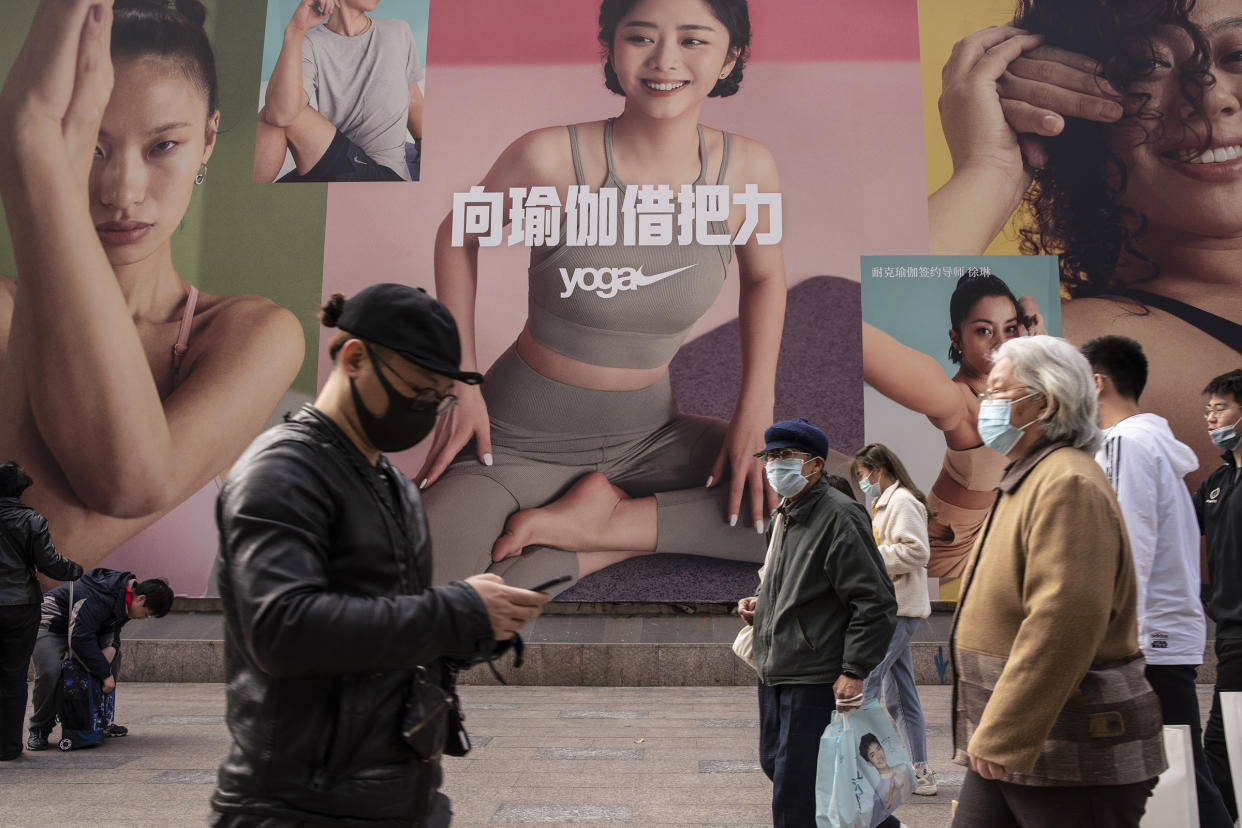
[1042,114,1061,132]
[756,519,765,534]
[729,514,738,527]
[706,475,714,488]
[483,453,493,466]
[92,4,103,23]
[419,478,428,489]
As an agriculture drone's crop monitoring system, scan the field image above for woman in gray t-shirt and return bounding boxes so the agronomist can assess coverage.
[255,0,424,183]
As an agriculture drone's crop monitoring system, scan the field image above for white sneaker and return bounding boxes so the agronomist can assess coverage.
[914,768,938,796]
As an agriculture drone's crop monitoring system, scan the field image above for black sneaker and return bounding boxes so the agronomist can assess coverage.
[26,728,49,751]
[103,724,127,738]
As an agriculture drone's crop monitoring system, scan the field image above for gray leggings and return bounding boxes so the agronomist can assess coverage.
[423,346,766,593]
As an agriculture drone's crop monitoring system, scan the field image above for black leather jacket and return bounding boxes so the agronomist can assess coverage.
[0,497,81,606]
[211,406,496,827]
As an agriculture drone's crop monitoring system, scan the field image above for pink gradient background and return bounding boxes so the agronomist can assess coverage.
[319,1,931,474]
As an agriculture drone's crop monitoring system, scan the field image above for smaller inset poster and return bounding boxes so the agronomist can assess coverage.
[861,255,1061,600]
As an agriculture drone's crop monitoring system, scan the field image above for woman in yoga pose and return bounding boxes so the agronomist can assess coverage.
[420,0,791,595]
[0,0,304,573]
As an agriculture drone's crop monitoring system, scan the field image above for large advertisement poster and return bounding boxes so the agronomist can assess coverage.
[0,0,931,604]
[918,0,1239,495]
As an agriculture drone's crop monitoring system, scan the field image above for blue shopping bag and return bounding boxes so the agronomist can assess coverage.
[815,699,917,828]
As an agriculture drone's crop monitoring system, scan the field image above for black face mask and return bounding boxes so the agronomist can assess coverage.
[350,349,439,453]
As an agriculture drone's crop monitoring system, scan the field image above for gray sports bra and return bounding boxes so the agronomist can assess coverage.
[527,118,733,369]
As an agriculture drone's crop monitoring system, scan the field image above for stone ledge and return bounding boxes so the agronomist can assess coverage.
[101,638,1221,686]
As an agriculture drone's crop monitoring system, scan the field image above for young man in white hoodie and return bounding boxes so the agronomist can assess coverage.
[1082,336,1232,828]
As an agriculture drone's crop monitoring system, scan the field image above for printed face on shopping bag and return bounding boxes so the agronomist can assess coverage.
[862,737,890,773]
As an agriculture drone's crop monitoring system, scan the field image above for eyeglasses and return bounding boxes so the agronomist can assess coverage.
[753,448,810,463]
[1203,404,1240,420]
[369,348,458,415]
[977,385,1032,401]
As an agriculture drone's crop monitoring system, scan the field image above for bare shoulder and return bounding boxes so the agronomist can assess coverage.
[192,292,305,366]
[712,130,779,187]
[484,125,583,190]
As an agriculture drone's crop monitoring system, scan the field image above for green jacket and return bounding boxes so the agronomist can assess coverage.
[753,476,897,685]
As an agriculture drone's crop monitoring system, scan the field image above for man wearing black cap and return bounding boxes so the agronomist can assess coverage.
[740,418,897,827]
[210,284,549,827]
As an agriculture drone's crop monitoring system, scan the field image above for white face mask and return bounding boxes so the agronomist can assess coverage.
[766,458,811,498]
[977,392,1043,455]
[858,472,880,498]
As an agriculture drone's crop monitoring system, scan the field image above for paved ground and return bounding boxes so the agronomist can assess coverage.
[0,683,1217,827]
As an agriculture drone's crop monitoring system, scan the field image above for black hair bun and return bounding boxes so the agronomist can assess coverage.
[114,0,207,27]
[174,0,208,27]
[320,293,347,328]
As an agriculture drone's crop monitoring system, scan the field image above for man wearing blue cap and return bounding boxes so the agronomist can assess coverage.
[739,417,897,827]
[211,284,550,827]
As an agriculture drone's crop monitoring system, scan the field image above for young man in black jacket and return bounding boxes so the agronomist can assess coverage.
[0,461,82,760]
[740,418,898,828]
[26,567,172,750]
[1197,369,1242,820]
[210,284,549,827]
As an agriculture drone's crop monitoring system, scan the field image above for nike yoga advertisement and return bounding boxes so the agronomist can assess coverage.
[418,0,788,596]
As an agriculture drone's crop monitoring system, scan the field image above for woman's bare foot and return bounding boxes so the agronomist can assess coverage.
[491,472,653,562]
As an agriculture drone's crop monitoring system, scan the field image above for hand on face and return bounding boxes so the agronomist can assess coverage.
[0,0,115,184]
[289,0,334,33]
[996,43,1123,169]
[939,26,1043,190]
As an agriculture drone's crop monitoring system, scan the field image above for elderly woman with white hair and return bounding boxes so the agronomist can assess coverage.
[950,336,1166,828]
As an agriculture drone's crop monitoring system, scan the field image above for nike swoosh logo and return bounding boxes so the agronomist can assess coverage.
[631,264,697,286]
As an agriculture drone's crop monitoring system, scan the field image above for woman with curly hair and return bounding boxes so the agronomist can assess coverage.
[930,0,1242,490]
[419,0,789,595]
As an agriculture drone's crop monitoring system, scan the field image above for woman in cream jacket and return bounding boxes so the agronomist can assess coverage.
[852,442,935,796]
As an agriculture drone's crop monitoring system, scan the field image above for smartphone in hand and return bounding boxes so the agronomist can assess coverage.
[530,575,572,594]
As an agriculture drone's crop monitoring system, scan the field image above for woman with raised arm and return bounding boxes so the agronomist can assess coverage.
[863,270,1043,590]
[930,0,1242,490]
[420,0,787,595]
[0,0,304,572]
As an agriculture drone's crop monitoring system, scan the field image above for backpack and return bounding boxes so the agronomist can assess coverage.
[54,581,115,751]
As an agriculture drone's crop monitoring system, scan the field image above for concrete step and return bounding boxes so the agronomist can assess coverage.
[116,604,1221,686]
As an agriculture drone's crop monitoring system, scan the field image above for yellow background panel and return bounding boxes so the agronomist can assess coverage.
[918,0,1027,256]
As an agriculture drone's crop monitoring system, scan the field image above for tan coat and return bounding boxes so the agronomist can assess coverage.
[951,442,1165,785]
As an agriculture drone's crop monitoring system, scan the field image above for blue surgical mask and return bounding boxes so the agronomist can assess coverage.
[858,473,880,497]
[1210,415,1242,451]
[977,393,1042,455]
[766,458,810,498]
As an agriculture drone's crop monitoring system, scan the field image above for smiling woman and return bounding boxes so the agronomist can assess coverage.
[419,0,791,597]
[0,0,304,577]
[928,0,1242,490]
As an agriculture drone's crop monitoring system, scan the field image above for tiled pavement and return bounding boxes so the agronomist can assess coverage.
[0,683,1217,827]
